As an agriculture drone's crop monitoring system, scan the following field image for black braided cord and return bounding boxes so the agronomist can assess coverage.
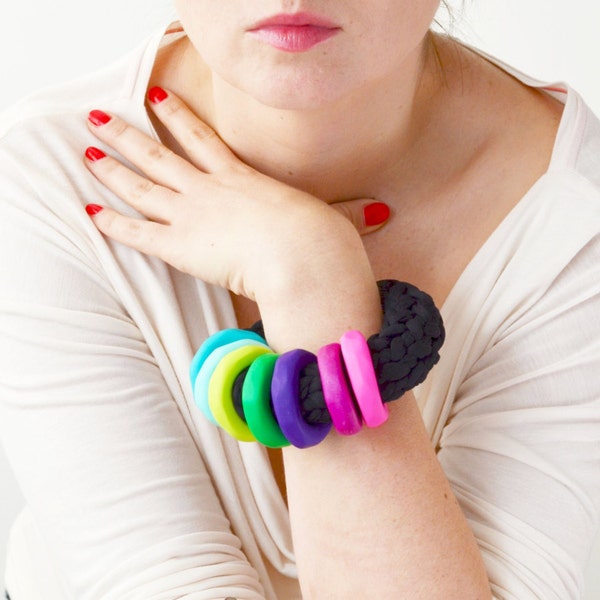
[232,280,445,425]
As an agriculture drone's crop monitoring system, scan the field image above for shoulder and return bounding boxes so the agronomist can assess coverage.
[0,32,161,214]
[551,87,600,191]
[0,30,161,157]
[445,37,600,242]
[451,37,600,195]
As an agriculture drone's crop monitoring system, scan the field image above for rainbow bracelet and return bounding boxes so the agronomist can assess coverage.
[190,280,444,448]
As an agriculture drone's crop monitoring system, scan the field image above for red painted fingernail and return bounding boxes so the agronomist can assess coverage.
[148,86,168,104]
[88,110,111,126]
[85,146,106,161]
[363,202,390,226]
[85,204,104,216]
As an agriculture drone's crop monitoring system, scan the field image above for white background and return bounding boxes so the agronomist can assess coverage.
[0,0,599,596]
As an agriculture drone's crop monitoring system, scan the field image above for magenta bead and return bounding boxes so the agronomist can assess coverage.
[317,343,362,435]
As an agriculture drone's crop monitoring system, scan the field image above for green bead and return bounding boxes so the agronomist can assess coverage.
[243,354,291,448]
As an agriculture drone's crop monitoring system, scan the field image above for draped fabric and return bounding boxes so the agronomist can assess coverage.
[0,25,599,599]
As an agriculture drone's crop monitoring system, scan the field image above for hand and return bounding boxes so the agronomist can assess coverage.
[84,89,387,347]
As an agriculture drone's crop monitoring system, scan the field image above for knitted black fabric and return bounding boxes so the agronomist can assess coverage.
[232,280,445,425]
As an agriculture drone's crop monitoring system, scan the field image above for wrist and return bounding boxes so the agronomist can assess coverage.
[256,256,381,353]
[256,205,381,352]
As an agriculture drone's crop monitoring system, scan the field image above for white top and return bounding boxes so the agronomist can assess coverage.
[1,26,599,600]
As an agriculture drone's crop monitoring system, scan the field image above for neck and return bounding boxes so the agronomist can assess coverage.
[154,33,441,201]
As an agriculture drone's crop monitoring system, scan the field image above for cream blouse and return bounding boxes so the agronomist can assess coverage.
[0,26,599,600]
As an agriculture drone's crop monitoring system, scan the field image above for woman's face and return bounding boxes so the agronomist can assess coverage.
[174,1,441,110]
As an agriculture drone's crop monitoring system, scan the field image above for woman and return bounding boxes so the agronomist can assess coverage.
[1,1,599,598]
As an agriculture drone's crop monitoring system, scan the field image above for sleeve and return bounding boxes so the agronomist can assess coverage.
[0,145,266,599]
[438,234,600,600]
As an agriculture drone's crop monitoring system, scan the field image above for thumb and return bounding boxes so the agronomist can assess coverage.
[330,199,391,236]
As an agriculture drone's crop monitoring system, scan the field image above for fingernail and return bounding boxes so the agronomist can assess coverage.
[148,86,168,104]
[363,202,390,226]
[88,110,111,126]
[85,146,106,162]
[85,204,104,216]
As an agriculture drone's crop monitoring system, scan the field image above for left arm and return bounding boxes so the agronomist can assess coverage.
[84,91,492,598]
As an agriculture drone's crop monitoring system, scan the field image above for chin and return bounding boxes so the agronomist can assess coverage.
[252,82,350,112]
[226,63,352,111]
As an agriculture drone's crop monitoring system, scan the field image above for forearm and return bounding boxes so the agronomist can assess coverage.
[284,395,491,599]
[263,273,490,598]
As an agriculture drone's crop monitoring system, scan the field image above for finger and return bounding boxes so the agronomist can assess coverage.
[84,147,178,223]
[330,200,391,235]
[85,204,170,260]
[147,87,241,174]
[87,109,198,192]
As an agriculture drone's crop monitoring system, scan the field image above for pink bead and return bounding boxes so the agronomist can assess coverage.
[340,331,389,428]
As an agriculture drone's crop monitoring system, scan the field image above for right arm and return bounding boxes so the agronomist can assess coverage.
[0,143,267,599]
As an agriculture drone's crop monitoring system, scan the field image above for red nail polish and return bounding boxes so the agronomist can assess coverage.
[88,110,111,126]
[85,147,106,162]
[85,204,104,216]
[148,86,168,104]
[363,202,390,226]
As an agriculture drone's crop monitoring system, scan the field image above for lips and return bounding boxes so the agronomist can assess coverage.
[248,12,341,52]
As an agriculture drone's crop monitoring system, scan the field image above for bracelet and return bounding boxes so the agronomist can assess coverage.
[190,280,444,448]
[242,280,444,423]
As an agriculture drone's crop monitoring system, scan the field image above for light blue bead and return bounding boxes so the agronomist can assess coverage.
[189,329,266,384]
[192,336,269,425]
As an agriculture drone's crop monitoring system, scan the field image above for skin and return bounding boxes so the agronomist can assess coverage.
[84,0,563,596]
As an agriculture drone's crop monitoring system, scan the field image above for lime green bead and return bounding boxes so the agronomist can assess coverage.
[209,344,272,442]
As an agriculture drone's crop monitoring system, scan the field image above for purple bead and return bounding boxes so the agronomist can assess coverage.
[271,349,332,448]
